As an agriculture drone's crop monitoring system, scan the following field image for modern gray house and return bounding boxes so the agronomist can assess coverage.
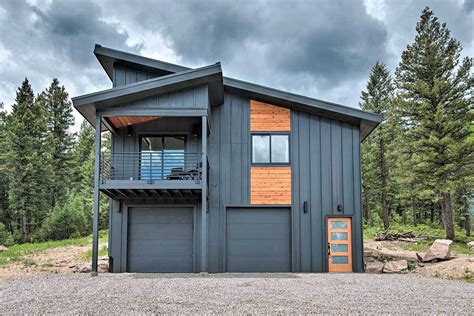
[72,44,382,274]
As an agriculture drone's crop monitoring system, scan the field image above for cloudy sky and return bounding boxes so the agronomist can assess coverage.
[0,0,472,130]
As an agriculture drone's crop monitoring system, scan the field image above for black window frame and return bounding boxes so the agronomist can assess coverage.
[251,132,291,166]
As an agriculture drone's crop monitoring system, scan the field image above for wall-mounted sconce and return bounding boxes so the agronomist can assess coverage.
[337,204,344,212]
[127,124,133,136]
[303,201,309,213]
[192,124,200,137]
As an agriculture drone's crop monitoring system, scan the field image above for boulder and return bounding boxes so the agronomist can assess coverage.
[420,239,452,262]
[467,241,474,252]
[365,261,384,273]
[383,260,408,273]
[0,245,8,252]
[98,263,109,273]
[78,265,91,273]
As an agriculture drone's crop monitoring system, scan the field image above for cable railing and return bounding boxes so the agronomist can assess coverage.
[100,152,202,182]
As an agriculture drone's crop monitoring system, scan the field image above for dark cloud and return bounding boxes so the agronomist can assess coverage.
[0,0,138,119]
[0,0,472,124]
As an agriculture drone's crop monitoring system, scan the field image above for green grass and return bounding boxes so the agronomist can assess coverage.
[0,230,107,268]
[79,244,108,262]
[364,223,471,254]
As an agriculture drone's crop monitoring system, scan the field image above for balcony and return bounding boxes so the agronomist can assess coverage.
[99,152,203,199]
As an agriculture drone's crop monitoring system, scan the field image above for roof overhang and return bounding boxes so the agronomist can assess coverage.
[90,44,383,140]
[72,63,223,128]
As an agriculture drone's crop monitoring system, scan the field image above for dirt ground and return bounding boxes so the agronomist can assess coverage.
[365,239,474,281]
[0,243,107,283]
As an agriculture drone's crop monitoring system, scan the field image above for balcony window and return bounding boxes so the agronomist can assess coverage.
[252,133,290,164]
[140,136,186,180]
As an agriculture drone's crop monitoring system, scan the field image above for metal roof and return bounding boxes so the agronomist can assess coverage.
[77,44,382,139]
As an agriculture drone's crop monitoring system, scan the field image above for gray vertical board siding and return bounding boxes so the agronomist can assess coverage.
[113,65,158,87]
[208,92,250,272]
[292,111,361,272]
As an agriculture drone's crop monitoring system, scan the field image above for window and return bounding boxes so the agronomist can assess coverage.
[252,134,289,164]
[140,135,186,180]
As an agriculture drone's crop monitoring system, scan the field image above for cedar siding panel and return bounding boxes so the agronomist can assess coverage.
[250,167,292,204]
[250,100,291,132]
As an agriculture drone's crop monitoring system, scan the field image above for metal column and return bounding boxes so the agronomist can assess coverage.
[200,115,208,272]
[91,115,102,276]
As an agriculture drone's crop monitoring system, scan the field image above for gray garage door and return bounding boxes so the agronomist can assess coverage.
[127,207,193,272]
[226,207,291,272]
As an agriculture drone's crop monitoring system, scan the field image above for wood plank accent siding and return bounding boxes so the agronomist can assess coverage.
[251,167,292,204]
[108,116,161,128]
[250,100,291,132]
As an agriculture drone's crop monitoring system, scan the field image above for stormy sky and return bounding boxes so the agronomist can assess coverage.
[0,0,472,129]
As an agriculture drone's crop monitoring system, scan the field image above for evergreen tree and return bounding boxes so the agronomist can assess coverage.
[41,79,75,207]
[72,120,95,187]
[0,102,11,233]
[394,8,472,239]
[5,79,50,242]
[360,62,395,229]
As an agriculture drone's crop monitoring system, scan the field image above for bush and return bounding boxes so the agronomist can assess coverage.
[0,223,14,246]
[38,193,90,240]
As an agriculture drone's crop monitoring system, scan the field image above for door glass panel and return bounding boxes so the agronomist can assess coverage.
[331,256,349,264]
[331,221,348,229]
[331,244,348,252]
[331,232,348,241]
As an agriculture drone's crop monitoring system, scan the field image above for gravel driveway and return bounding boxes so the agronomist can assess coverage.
[1,273,472,314]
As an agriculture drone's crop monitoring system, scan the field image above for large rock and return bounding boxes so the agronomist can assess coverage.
[366,261,384,273]
[467,241,474,252]
[383,260,408,273]
[421,239,452,262]
[0,245,8,252]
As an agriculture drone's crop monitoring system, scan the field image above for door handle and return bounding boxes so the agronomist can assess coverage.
[327,242,331,256]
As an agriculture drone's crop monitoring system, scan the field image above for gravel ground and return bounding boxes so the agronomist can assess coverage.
[0,273,473,314]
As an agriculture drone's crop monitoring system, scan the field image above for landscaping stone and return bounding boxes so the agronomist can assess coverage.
[98,263,108,273]
[365,261,384,273]
[467,241,474,252]
[383,260,408,273]
[421,239,452,262]
[0,245,8,252]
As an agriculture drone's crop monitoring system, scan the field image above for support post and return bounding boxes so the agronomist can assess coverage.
[200,115,208,272]
[91,115,102,276]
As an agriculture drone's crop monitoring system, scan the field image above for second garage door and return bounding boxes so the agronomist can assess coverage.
[226,207,291,272]
[127,207,193,272]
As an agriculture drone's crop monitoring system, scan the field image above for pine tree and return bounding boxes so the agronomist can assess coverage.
[6,79,50,242]
[0,102,11,233]
[395,8,472,239]
[360,62,395,229]
[41,79,75,207]
[72,120,95,188]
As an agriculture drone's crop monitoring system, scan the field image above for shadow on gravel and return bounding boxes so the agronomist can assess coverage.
[128,273,300,279]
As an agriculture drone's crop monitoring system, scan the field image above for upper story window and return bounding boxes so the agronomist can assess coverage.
[252,133,290,164]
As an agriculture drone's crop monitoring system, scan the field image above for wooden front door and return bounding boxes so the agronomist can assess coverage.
[327,217,352,272]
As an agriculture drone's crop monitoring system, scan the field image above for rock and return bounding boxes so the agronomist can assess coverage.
[421,239,452,262]
[365,261,384,273]
[78,265,91,273]
[383,260,408,273]
[0,245,8,252]
[98,263,108,273]
[467,241,474,252]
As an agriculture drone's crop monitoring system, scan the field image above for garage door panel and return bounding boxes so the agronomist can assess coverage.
[128,258,192,273]
[128,240,193,257]
[127,207,193,273]
[227,256,290,272]
[227,223,290,240]
[227,239,289,257]
[128,223,193,240]
[226,207,291,272]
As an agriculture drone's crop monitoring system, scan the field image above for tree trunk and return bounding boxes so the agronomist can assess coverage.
[440,192,455,240]
[430,207,434,223]
[379,138,389,230]
[411,182,417,226]
[466,213,471,237]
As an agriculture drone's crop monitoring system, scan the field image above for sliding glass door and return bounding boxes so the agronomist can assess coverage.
[140,135,186,180]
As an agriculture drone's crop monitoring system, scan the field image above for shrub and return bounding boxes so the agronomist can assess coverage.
[38,193,90,240]
[0,223,14,246]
